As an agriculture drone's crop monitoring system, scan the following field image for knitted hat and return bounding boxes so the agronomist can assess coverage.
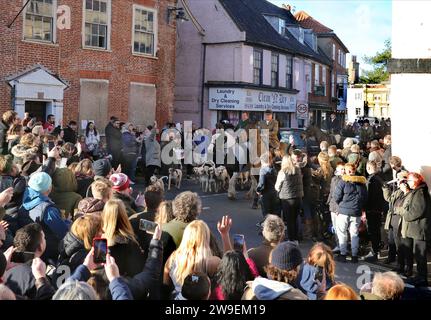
[76,197,105,216]
[270,241,303,271]
[92,159,112,178]
[28,171,52,193]
[109,173,130,192]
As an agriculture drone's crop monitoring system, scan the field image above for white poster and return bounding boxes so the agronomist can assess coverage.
[209,88,296,112]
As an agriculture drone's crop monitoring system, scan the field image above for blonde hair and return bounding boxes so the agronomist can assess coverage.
[317,152,333,180]
[307,243,335,282]
[155,200,174,225]
[91,180,112,200]
[20,133,38,147]
[350,144,360,153]
[71,215,102,250]
[75,159,94,177]
[170,220,212,286]
[68,162,79,172]
[324,284,359,300]
[101,199,137,246]
[372,271,405,300]
[280,155,296,175]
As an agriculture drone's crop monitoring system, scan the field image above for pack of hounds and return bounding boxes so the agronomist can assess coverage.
[149,161,257,200]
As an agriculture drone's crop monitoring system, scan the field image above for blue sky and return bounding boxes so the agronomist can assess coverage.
[268,0,392,73]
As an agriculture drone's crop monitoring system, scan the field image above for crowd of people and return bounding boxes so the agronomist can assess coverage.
[0,109,429,301]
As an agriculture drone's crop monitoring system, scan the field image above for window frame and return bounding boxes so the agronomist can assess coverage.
[285,55,293,89]
[332,44,335,60]
[23,0,57,43]
[271,53,279,87]
[253,49,263,85]
[132,4,158,57]
[82,0,111,51]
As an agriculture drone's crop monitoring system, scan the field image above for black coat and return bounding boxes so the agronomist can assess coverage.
[365,173,385,212]
[108,236,146,277]
[57,231,88,272]
[0,120,9,155]
[105,122,122,154]
[382,145,392,181]
[129,210,157,262]
[76,176,94,198]
[63,126,77,144]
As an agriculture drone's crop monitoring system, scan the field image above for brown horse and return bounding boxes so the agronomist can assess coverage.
[304,125,342,148]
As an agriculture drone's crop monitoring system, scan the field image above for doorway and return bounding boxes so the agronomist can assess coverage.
[25,101,47,123]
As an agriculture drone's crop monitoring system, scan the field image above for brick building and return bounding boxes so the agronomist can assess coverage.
[0,0,176,133]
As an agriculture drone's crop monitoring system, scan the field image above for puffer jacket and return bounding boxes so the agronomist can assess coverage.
[276,167,304,200]
[57,231,88,272]
[333,175,368,217]
[398,183,431,241]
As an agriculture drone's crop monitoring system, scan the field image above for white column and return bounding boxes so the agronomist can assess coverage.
[391,0,431,186]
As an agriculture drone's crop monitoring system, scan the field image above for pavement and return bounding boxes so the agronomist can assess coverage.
[133,177,429,292]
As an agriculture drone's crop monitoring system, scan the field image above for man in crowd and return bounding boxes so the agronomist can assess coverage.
[43,114,56,134]
[63,121,78,144]
[105,117,123,168]
[327,113,341,135]
[259,110,279,151]
[0,111,18,155]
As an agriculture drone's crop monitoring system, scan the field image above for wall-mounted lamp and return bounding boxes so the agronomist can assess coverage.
[167,7,189,24]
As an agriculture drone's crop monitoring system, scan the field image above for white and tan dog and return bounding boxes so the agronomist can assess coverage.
[245,175,258,200]
[207,166,217,193]
[214,165,230,191]
[238,171,250,189]
[168,168,183,190]
[227,172,239,200]
[150,175,168,191]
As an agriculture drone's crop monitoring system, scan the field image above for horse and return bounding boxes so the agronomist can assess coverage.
[304,125,343,149]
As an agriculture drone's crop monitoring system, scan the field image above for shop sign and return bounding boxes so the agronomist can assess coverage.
[296,103,309,120]
[209,88,296,112]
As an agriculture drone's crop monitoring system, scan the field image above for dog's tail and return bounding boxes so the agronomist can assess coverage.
[160,176,169,182]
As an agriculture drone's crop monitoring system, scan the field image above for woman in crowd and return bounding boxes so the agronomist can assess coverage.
[299,243,335,300]
[275,155,304,241]
[6,124,24,153]
[155,200,174,225]
[57,215,102,274]
[347,144,367,177]
[121,123,143,184]
[256,152,280,217]
[398,172,431,287]
[327,162,345,253]
[144,121,161,186]
[163,220,221,299]
[101,199,146,277]
[85,122,100,160]
[74,159,95,198]
[368,140,384,170]
[11,133,40,168]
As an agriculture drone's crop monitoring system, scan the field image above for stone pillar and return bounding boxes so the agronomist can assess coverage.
[390,0,431,187]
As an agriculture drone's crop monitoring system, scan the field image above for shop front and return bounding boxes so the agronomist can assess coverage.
[208,87,301,129]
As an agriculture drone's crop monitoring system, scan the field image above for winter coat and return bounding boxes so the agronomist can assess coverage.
[382,185,407,231]
[329,156,343,171]
[21,187,71,262]
[365,173,385,212]
[161,219,189,248]
[4,261,37,299]
[105,122,123,155]
[359,126,374,143]
[85,130,100,152]
[122,131,141,154]
[108,235,146,277]
[75,175,94,199]
[299,263,334,300]
[276,167,304,200]
[63,126,77,144]
[50,168,82,218]
[247,241,276,276]
[57,231,88,272]
[327,175,342,213]
[11,144,39,167]
[258,120,280,150]
[333,175,368,217]
[382,145,392,180]
[242,277,308,300]
[129,210,157,262]
[398,183,431,241]
[256,166,278,195]
[145,128,161,168]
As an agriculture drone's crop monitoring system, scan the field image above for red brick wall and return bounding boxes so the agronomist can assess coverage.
[0,0,176,126]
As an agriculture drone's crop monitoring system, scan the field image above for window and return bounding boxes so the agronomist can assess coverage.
[253,50,263,85]
[133,5,157,55]
[332,44,335,60]
[274,113,291,128]
[314,64,319,85]
[84,0,110,49]
[355,108,361,116]
[306,74,311,93]
[278,19,285,35]
[271,53,279,87]
[299,28,304,44]
[331,74,335,98]
[286,55,292,89]
[24,0,55,42]
[322,67,327,96]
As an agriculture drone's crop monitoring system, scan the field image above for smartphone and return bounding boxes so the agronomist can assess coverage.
[11,251,35,263]
[48,141,55,150]
[93,238,108,264]
[139,219,157,234]
[233,234,245,252]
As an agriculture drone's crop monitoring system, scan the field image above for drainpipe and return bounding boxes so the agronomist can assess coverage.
[200,43,207,128]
